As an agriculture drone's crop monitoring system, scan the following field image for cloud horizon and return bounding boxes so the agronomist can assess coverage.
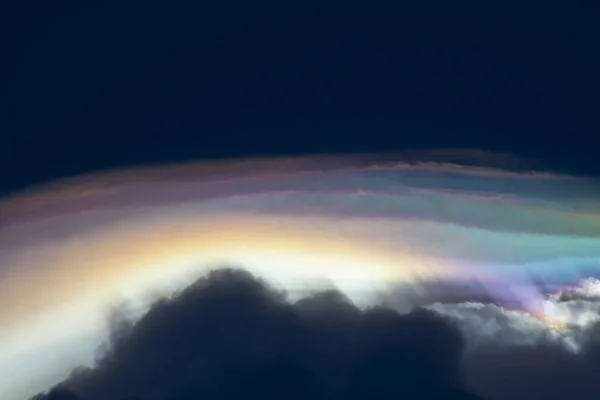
[3,150,600,399]
[28,267,600,400]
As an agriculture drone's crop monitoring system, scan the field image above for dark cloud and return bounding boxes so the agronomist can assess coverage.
[30,268,600,400]
[433,300,600,400]
[30,268,481,400]
[462,340,600,400]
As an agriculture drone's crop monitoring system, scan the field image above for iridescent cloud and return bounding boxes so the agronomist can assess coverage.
[2,151,600,399]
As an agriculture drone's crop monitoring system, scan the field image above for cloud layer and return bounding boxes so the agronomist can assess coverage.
[32,268,482,400]
[3,150,600,399]
[30,269,600,400]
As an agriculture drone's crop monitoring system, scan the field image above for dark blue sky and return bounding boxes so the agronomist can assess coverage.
[3,9,599,193]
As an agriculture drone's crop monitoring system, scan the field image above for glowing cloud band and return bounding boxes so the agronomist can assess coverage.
[2,151,600,399]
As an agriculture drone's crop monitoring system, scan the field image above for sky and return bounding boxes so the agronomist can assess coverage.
[3,7,600,400]
[3,11,600,195]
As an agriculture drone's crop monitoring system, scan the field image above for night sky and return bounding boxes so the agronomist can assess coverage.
[4,9,599,194]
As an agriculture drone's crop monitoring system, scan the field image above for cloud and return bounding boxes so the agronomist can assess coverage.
[31,268,481,400]
[462,343,600,400]
[427,279,600,400]
[23,267,600,400]
[7,152,600,399]
[428,302,561,348]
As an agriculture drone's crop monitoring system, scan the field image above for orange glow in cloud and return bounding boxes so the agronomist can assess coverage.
[1,211,459,400]
[1,213,451,332]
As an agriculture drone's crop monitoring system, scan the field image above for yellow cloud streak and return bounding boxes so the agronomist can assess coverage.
[0,213,453,344]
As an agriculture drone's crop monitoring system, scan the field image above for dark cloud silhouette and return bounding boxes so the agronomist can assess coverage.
[434,301,600,400]
[27,268,600,400]
[30,389,81,400]
[462,343,600,400]
[30,268,482,400]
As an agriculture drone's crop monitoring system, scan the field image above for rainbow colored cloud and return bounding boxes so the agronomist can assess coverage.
[2,151,600,399]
